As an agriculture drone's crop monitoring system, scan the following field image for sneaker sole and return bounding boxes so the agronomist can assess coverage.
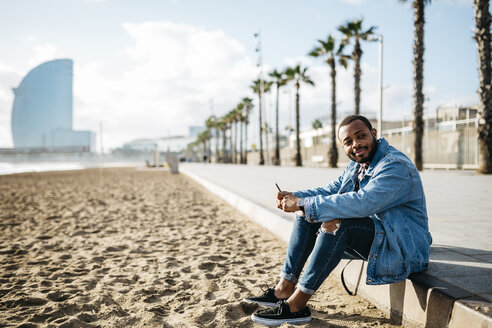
[242,299,279,307]
[250,313,312,326]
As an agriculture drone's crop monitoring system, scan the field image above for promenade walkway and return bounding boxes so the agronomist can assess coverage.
[181,163,492,328]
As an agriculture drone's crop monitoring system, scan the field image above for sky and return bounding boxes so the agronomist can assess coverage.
[0,0,479,150]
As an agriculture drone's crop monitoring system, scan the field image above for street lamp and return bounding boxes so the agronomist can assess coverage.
[368,34,383,138]
[254,31,266,165]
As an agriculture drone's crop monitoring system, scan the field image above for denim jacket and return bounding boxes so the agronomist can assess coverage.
[293,138,432,285]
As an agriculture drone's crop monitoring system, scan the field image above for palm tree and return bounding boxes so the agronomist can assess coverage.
[229,109,237,163]
[312,119,323,130]
[219,115,229,163]
[241,97,254,164]
[215,118,226,163]
[269,69,289,166]
[213,117,221,163]
[205,115,217,163]
[196,130,210,162]
[309,35,350,168]
[233,106,242,164]
[251,79,272,165]
[186,140,198,162]
[224,110,236,163]
[285,64,315,166]
[399,0,430,171]
[236,102,245,164]
[474,0,492,173]
[338,18,376,115]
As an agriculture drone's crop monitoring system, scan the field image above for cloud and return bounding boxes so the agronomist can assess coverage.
[28,43,60,68]
[26,35,38,42]
[261,54,434,137]
[0,40,64,148]
[0,22,257,149]
[0,61,22,147]
[268,56,387,132]
[2,19,474,151]
[72,21,257,149]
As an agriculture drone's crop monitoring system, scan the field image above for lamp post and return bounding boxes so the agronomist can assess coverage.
[368,34,383,138]
[254,31,266,165]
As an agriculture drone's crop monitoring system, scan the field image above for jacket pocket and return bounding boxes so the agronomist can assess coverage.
[373,224,407,278]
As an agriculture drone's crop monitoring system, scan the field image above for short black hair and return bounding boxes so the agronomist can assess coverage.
[338,115,373,132]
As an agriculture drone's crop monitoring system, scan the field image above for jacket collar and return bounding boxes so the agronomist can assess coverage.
[369,138,389,169]
[352,138,389,177]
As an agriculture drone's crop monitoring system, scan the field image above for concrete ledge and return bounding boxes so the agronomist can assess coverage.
[181,168,294,242]
[334,260,491,327]
[448,298,492,328]
[181,167,492,328]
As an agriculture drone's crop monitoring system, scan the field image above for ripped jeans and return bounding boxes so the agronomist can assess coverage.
[279,215,375,295]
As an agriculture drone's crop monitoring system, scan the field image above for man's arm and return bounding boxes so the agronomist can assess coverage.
[303,160,413,222]
[293,166,348,198]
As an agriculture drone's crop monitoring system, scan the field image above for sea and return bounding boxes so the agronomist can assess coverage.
[0,161,142,175]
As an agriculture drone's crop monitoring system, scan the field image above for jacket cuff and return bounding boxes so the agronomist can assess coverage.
[303,197,316,223]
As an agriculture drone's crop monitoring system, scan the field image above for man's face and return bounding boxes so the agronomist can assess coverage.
[338,120,378,163]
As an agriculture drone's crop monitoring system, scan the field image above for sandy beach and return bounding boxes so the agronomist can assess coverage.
[0,168,400,327]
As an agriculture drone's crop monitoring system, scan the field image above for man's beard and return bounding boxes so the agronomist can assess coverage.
[348,136,378,163]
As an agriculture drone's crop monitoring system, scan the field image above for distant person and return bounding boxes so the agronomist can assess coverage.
[243,115,432,326]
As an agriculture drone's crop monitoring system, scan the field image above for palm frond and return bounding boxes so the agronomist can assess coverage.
[308,48,321,57]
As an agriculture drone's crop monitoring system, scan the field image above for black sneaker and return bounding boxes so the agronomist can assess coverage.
[251,300,312,326]
[242,287,286,307]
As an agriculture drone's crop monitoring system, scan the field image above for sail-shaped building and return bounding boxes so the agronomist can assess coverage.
[11,59,95,151]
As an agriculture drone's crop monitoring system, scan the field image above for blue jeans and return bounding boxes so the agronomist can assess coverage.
[279,216,375,295]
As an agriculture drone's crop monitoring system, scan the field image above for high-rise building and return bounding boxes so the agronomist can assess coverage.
[11,59,95,151]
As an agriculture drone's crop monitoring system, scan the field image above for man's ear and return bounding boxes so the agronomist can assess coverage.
[371,128,378,139]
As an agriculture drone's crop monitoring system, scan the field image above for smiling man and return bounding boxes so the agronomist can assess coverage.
[244,115,432,326]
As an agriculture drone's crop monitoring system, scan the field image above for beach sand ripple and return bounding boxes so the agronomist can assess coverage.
[0,168,400,327]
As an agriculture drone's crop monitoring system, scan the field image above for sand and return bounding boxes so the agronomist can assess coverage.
[0,168,400,327]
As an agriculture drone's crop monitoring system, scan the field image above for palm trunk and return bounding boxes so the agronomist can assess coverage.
[234,121,239,164]
[229,123,234,163]
[329,60,338,168]
[413,0,425,171]
[240,121,244,164]
[295,82,302,166]
[231,123,235,164]
[222,129,227,163]
[274,84,281,166]
[215,129,219,163]
[202,141,207,162]
[475,0,492,173]
[244,121,249,164]
[353,39,362,115]
[258,92,265,165]
[207,137,211,163]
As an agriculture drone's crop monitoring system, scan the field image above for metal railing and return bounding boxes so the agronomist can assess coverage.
[247,118,480,170]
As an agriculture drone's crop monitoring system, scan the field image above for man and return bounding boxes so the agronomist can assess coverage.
[243,115,432,326]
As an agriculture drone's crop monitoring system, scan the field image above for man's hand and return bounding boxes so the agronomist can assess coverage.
[280,194,300,213]
[276,191,293,209]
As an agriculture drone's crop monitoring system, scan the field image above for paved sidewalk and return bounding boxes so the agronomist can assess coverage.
[181,163,492,327]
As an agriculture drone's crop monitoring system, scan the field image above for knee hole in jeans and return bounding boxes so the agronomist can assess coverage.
[321,220,341,234]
